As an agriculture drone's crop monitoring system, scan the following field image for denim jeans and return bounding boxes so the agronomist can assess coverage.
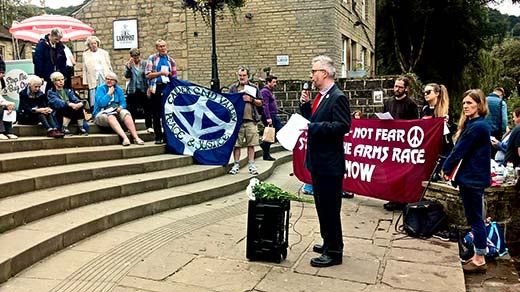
[459,186,487,255]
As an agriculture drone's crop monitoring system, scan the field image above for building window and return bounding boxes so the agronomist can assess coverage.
[341,37,348,78]
[350,40,357,71]
[360,47,367,70]
[0,45,4,57]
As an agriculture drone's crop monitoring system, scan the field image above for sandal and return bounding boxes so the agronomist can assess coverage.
[122,138,131,146]
[462,261,487,274]
[134,138,145,145]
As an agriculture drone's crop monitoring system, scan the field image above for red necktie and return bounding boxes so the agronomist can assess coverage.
[311,92,322,115]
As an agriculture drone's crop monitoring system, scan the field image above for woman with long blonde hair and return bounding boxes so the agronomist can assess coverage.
[422,83,454,155]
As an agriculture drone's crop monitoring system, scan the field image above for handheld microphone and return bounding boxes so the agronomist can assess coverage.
[303,82,309,90]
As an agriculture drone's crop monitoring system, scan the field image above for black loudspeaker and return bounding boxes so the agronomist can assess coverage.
[246,198,290,263]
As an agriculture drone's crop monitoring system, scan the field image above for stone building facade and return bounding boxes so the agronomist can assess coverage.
[72,0,376,88]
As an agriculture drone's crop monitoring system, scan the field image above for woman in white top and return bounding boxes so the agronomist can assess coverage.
[82,36,112,109]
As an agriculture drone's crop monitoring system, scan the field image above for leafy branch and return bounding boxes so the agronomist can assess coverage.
[246,178,314,204]
[182,0,247,21]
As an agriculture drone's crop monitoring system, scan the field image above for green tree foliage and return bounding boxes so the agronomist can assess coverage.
[182,0,247,21]
[0,0,41,26]
[376,0,497,100]
[493,39,520,84]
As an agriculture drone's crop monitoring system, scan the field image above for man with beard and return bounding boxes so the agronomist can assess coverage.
[228,66,263,175]
[382,76,418,211]
[384,76,418,120]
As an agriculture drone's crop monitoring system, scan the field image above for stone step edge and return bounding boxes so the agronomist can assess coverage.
[0,145,284,233]
[12,120,148,136]
[0,144,167,173]
[0,144,283,199]
[0,163,224,234]
[0,131,154,153]
[0,152,292,284]
[0,153,194,199]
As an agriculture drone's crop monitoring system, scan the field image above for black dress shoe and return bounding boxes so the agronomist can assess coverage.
[263,156,276,161]
[383,201,406,211]
[313,244,323,253]
[310,254,342,267]
[342,191,354,198]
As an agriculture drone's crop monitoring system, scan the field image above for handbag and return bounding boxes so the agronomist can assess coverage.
[262,126,275,143]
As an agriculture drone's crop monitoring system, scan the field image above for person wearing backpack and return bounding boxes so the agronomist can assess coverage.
[442,89,491,274]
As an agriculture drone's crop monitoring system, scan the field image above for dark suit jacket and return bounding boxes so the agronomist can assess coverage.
[300,84,351,176]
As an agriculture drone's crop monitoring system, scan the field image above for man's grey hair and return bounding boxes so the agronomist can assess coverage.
[237,65,250,75]
[50,27,63,39]
[28,75,43,86]
[312,55,336,79]
[50,71,64,82]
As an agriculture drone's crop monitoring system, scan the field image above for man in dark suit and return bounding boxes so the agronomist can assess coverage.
[300,55,351,267]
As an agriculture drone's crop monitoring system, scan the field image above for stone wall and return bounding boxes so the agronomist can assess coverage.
[265,76,397,123]
[424,182,520,245]
[72,0,375,88]
[73,0,186,81]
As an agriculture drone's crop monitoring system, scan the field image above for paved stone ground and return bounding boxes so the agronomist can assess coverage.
[0,162,505,292]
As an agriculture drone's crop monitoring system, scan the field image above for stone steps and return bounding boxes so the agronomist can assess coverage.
[0,143,166,172]
[12,120,148,137]
[0,123,290,284]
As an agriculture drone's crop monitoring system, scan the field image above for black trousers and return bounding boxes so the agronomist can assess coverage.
[127,88,152,129]
[151,83,166,140]
[311,173,344,256]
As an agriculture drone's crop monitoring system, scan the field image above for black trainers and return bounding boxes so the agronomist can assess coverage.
[432,230,450,241]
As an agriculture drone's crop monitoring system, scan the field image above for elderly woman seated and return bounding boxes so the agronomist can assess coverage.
[0,95,17,140]
[92,72,144,146]
[48,71,87,135]
[18,75,63,138]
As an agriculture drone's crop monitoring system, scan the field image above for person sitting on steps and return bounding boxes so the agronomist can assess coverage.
[17,75,64,138]
[47,71,88,135]
[92,72,144,146]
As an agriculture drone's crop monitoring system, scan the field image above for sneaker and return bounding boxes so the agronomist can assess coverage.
[0,134,8,140]
[6,134,18,139]
[48,130,65,138]
[62,128,72,136]
[248,164,259,175]
[432,230,450,241]
[147,128,154,133]
[228,164,240,175]
[78,127,88,136]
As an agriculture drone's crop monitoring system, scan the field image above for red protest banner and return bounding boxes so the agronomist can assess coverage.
[293,118,444,203]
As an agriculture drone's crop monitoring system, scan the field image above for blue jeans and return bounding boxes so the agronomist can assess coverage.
[460,186,487,255]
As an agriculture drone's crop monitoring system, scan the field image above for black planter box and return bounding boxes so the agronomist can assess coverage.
[246,198,290,263]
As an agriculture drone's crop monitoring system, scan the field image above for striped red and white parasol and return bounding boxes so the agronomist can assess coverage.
[9,14,94,43]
